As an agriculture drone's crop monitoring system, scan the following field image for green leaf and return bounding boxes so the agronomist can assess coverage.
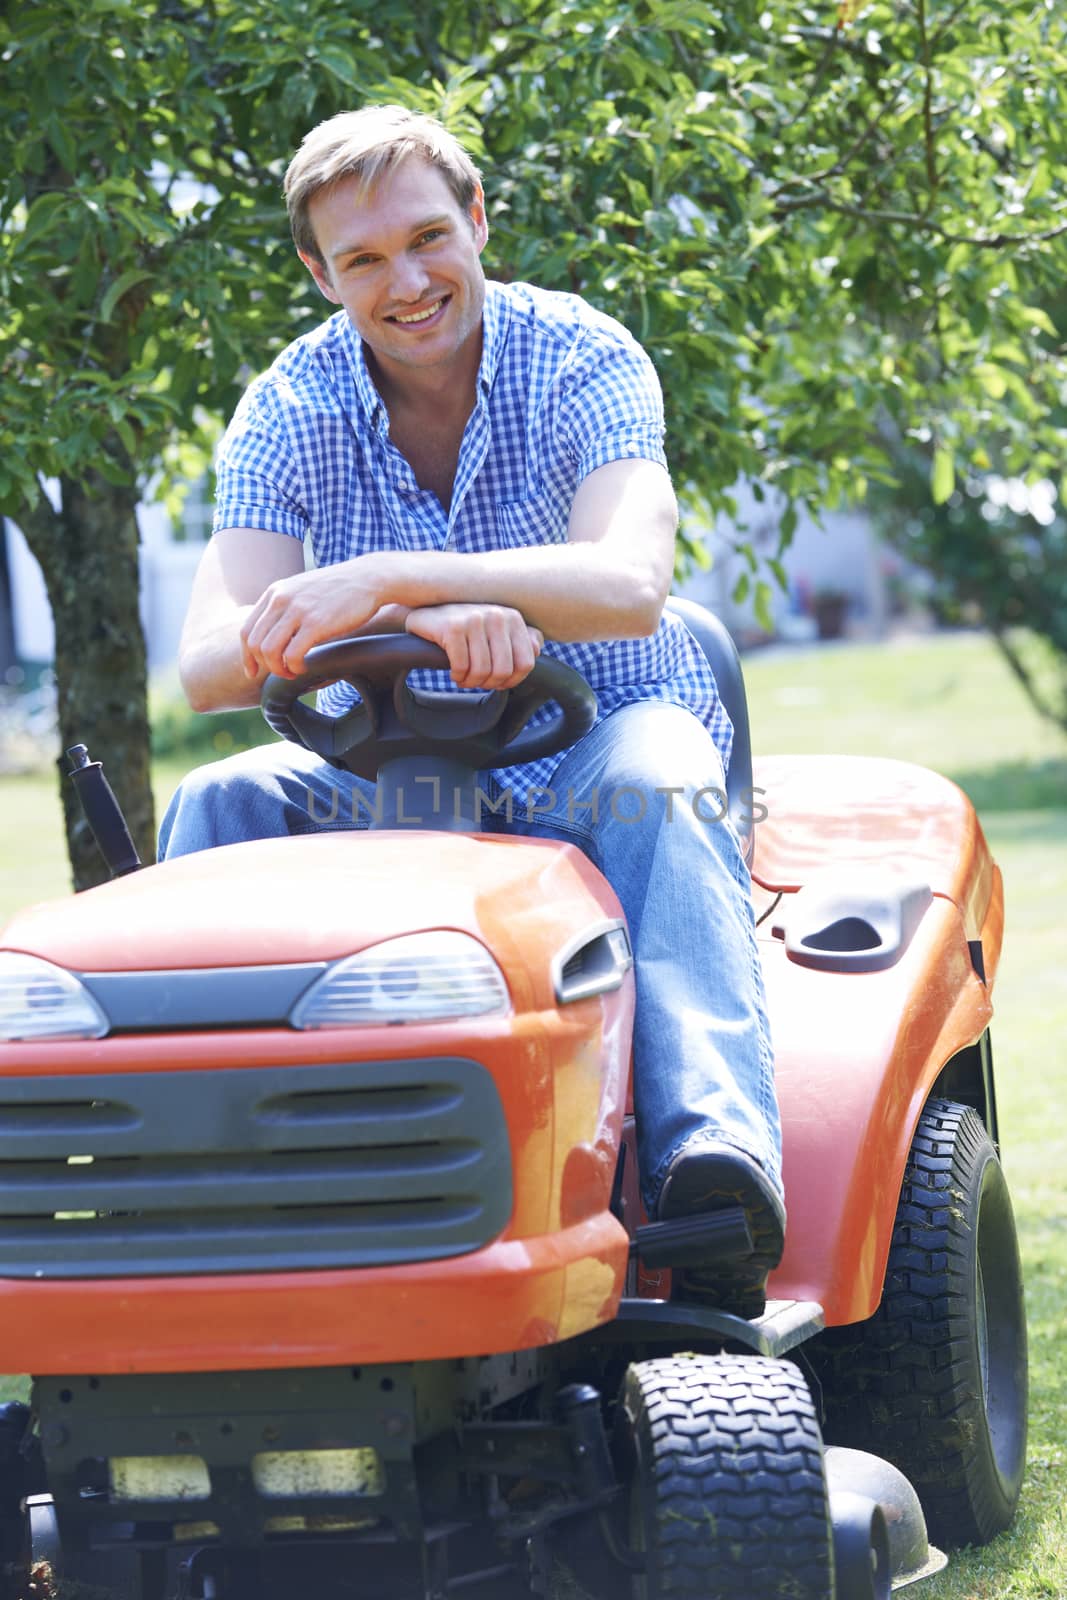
[45,114,78,174]
[1030,159,1052,199]
[745,222,779,254]
[95,452,136,486]
[15,192,71,253]
[1018,305,1058,338]
[931,448,955,506]
[114,416,138,456]
[975,364,1007,400]
[754,580,774,634]
[99,269,155,324]
[318,46,363,89]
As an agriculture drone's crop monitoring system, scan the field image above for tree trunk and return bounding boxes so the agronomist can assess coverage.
[0,527,16,678]
[990,627,1067,734]
[17,472,155,891]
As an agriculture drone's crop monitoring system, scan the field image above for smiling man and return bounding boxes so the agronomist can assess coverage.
[162,104,784,1317]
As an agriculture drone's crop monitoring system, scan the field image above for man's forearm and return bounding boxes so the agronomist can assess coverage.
[180,602,414,713]
[180,609,264,712]
[227,459,677,686]
[367,459,677,638]
[365,542,667,642]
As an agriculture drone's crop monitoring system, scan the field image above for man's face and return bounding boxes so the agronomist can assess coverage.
[302,159,488,383]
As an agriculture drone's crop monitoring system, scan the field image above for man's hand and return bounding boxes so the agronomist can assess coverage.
[405,603,544,689]
[240,560,541,690]
[240,564,381,679]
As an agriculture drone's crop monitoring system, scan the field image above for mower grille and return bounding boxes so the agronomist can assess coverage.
[0,1059,512,1277]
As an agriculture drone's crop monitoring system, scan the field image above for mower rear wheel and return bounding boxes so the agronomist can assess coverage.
[617,1352,834,1599]
[811,1097,1028,1547]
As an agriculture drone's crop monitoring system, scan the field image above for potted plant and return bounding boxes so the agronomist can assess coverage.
[812,587,849,640]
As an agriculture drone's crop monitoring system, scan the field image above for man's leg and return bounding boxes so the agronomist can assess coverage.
[509,701,783,1313]
[158,742,376,858]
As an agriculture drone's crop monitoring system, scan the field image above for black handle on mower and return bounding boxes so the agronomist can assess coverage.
[66,745,142,878]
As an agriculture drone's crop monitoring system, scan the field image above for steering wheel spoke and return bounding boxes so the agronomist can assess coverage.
[397,681,507,742]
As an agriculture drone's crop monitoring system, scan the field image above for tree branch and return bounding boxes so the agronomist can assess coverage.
[858,111,953,214]
[768,89,907,199]
[916,0,939,207]
[775,27,841,133]
[772,190,1067,248]
[787,25,884,65]
[9,479,63,570]
[928,0,973,54]
[990,628,1067,731]
[469,0,557,78]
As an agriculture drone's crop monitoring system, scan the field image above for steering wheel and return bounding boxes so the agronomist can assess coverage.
[260,634,598,782]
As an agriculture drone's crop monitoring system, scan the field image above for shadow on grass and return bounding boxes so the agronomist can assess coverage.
[947,757,1067,813]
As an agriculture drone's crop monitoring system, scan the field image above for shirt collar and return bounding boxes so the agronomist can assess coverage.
[338,277,511,426]
[337,315,386,429]
[477,279,510,399]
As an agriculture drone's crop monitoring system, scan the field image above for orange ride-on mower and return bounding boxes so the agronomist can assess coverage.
[0,599,1027,1600]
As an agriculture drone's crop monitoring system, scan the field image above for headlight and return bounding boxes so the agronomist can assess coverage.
[0,952,109,1042]
[290,932,510,1028]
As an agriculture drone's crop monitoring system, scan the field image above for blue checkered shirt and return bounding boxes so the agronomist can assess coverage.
[214,279,732,802]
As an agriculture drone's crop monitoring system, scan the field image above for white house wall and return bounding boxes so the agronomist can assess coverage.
[679,482,888,640]
[5,521,53,665]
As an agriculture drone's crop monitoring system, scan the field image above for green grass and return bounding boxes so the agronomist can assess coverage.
[1,630,1065,1594]
[743,628,1067,785]
[740,631,1067,1599]
[0,760,187,921]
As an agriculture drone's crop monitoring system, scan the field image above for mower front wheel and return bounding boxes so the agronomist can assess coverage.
[616,1352,834,1599]
[812,1097,1028,1547]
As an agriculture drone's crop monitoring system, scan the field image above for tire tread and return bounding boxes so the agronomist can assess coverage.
[809,1097,1027,1547]
[625,1353,832,1599]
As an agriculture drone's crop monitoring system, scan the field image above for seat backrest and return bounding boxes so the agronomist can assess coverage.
[664,596,755,863]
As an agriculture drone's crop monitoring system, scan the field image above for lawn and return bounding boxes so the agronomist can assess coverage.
[741,630,1067,1599]
[0,627,1064,1597]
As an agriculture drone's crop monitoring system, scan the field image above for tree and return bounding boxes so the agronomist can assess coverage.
[3,0,1066,886]
[870,271,1067,733]
[874,441,1067,730]
[2,0,385,883]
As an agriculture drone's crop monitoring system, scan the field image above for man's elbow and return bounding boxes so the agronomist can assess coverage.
[179,658,218,715]
[178,649,252,715]
[628,547,674,636]
[628,580,667,637]
[630,497,678,635]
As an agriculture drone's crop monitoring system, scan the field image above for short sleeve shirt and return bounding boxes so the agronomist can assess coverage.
[214,279,732,802]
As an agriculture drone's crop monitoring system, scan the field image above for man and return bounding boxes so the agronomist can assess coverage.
[162,105,784,1316]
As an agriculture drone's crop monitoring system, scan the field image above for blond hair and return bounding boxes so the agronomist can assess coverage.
[284,105,483,262]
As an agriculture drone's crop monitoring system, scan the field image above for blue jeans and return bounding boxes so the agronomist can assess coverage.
[159,703,782,1211]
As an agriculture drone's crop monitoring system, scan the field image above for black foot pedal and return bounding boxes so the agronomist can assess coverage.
[632,1205,753,1269]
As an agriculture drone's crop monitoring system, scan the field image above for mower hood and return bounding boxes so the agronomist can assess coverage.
[1,832,613,977]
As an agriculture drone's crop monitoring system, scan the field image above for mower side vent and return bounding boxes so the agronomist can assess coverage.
[552,919,633,1005]
[0,1059,512,1278]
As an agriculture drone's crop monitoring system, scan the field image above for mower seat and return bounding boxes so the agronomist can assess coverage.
[664,596,755,862]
